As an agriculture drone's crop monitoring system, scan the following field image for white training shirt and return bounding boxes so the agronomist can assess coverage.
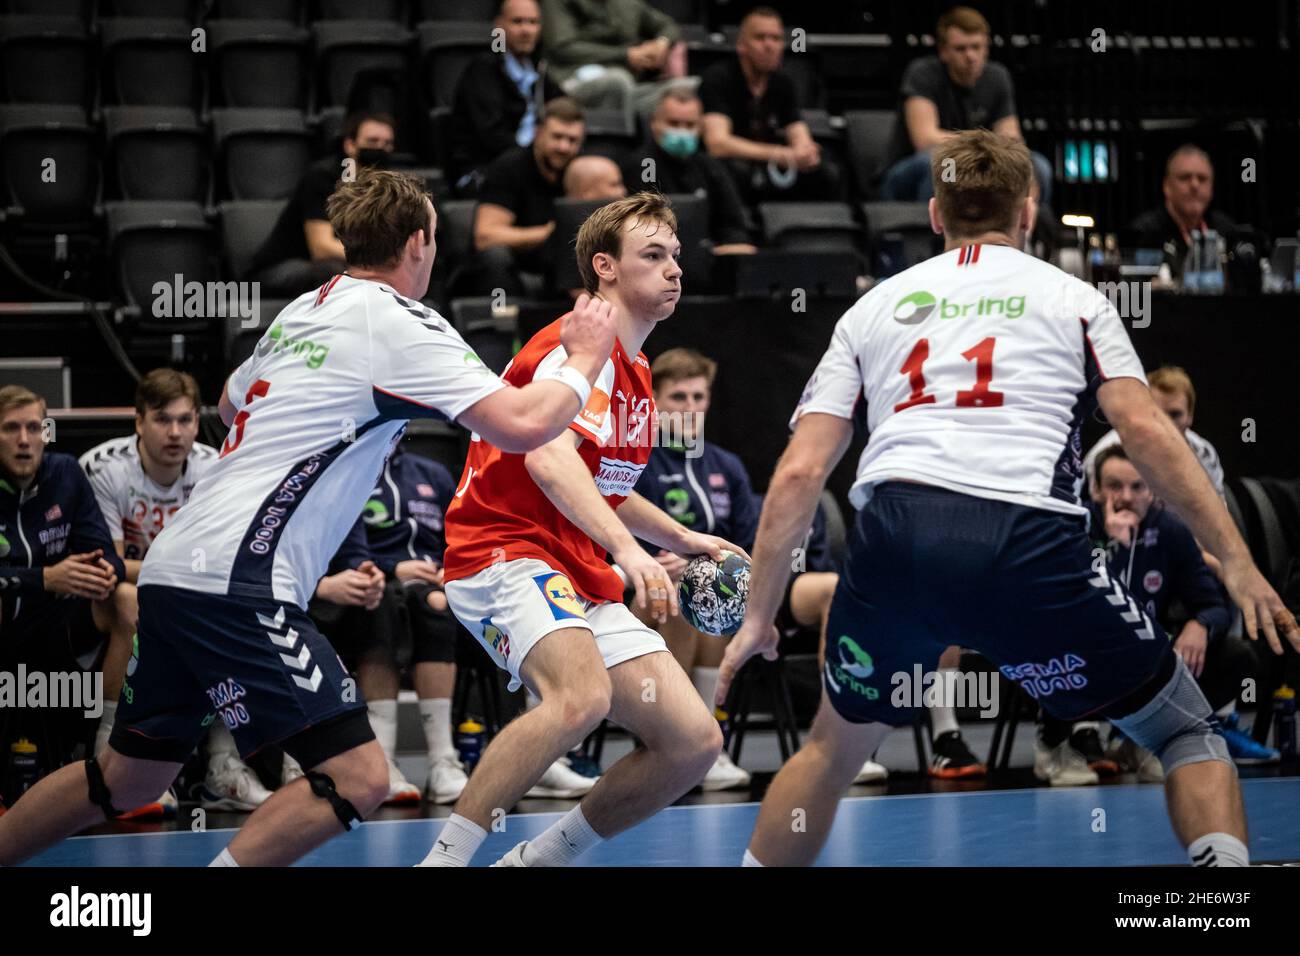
[792,243,1146,515]
[79,436,218,560]
[139,275,506,607]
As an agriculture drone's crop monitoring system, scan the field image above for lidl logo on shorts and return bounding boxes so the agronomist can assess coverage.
[481,617,511,661]
[893,290,937,325]
[533,573,586,620]
[825,635,879,700]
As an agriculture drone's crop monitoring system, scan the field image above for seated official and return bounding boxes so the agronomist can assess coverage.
[1129,145,1236,282]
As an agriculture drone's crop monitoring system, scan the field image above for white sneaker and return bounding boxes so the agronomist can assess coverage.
[282,753,305,786]
[1106,736,1164,783]
[1033,737,1099,787]
[490,841,529,867]
[700,751,751,791]
[425,754,469,805]
[384,757,421,806]
[201,753,275,811]
[525,758,598,799]
[852,760,889,784]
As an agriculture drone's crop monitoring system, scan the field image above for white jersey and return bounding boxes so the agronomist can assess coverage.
[79,436,218,560]
[1083,427,1225,498]
[793,243,1146,515]
[139,275,506,607]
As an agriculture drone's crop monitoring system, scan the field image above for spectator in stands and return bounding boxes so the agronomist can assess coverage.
[699,6,842,204]
[0,386,124,813]
[880,6,1052,205]
[448,0,563,196]
[308,446,470,805]
[246,111,397,297]
[563,155,627,201]
[461,98,586,297]
[541,0,687,123]
[1130,145,1236,281]
[78,371,273,818]
[620,88,757,255]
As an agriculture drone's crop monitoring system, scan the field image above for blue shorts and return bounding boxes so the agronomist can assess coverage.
[109,585,372,765]
[824,482,1173,725]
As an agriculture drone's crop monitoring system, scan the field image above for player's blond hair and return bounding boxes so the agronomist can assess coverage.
[0,384,45,419]
[932,129,1033,240]
[574,191,678,294]
[1148,366,1196,416]
[652,348,717,390]
[326,168,432,269]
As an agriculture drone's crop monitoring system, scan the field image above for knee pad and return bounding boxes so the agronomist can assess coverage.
[1108,656,1233,776]
[304,770,362,832]
[85,756,123,820]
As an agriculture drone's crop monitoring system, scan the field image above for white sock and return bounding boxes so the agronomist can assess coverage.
[691,667,720,709]
[419,698,456,761]
[1188,832,1249,867]
[521,805,602,867]
[417,813,487,867]
[207,722,238,767]
[742,848,765,867]
[929,669,960,737]
[95,699,118,756]
[368,699,399,762]
[209,847,239,867]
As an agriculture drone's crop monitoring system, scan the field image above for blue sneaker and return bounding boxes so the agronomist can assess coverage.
[1216,712,1280,765]
[565,750,602,778]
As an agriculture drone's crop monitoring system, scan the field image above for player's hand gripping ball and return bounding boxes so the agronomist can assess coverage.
[678,551,751,636]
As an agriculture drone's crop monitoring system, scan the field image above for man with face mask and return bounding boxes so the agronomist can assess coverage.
[620,88,756,256]
[247,111,397,297]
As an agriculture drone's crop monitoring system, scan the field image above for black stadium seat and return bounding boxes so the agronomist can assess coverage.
[416,20,488,109]
[210,0,302,21]
[103,106,208,202]
[102,0,203,19]
[225,294,291,367]
[433,197,476,270]
[758,201,861,254]
[449,296,518,374]
[416,0,496,20]
[860,199,937,274]
[2,0,91,18]
[316,0,406,20]
[0,104,97,229]
[211,108,313,201]
[209,19,310,109]
[579,108,638,161]
[105,200,218,332]
[313,19,414,108]
[100,17,202,107]
[217,198,288,280]
[0,15,93,106]
[843,109,898,200]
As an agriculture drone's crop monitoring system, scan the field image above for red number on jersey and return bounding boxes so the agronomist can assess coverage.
[219,379,271,458]
[894,337,1002,412]
[893,339,938,413]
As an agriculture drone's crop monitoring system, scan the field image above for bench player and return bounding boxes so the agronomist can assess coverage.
[718,130,1298,867]
[420,193,747,867]
[0,169,617,867]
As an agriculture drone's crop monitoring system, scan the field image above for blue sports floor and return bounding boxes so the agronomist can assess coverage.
[24,776,1300,867]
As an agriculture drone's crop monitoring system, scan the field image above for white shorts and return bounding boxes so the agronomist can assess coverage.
[444,557,666,693]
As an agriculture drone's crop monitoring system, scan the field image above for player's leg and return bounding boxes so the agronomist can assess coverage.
[408,583,466,803]
[91,582,137,754]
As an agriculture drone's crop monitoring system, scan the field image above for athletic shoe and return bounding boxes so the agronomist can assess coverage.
[282,753,305,786]
[525,757,598,799]
[490,841,529,867]
[1070,726,1119,776]
[200,753,274,811]
[700,751,751,791]
[1106,735,1164,783]
[565,749,602,778]
[928,730,987,779]
[852,759,889,784]
[115,787,178,821]
[383,757,421,805]
[425,754,469,805]
[1217,712,1281,765]
[1033,736,1099,786]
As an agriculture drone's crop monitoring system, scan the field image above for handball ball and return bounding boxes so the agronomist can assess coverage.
[678,551,751,636]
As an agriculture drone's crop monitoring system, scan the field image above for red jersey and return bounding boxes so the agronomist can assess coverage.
[443,318,656,603]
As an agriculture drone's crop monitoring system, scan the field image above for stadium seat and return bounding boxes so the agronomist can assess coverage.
[224,294,291,367]
[733,249,859,299]
[843,109,898,200]
[209,19,310,109]
[101,0,203,19]
[100,17,202,107]
[392,164,448,198]
[758,201,861,254]
[211,108,313,201]
[448,296,518,374]
[316,0,406,19]
[210,0,302,21]
[313,19,414,108]
[416,20,489,109]
[415,0,496,20]
[425,104,452,170]
[217,198,288,280]
[0,15,93,106]
[579,107,639,161]
[104,200,217,331]
[2,0,91,18]
[661,192,711,289]
[860,199,938,275]
[645,0,704,26]
[103,106,208,202]
[552,197,619,292]
[0,104,97,230]
[433,196,476,276]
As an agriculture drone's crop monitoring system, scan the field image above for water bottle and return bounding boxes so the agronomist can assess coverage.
[455,718,485,773]
[1183,229,1202,292]
[8,738,40,798]
[1202,230,1225,293]
[1087,233,1104,283]
[1272,685,1296,759]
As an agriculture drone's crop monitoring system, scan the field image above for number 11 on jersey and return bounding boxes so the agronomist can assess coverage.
[893,336,1004,413]
[220,379,271,458]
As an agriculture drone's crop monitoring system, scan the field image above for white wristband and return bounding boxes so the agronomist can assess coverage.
[538,364,592,410]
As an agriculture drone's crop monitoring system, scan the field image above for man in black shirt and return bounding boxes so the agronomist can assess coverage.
[1130,145,1236,281]
[461,97,585,297]
[448,0,563,196]
[699,6,841,204]
[247,111,396,296]
[621,88,756,254]
[880,6,1051,204]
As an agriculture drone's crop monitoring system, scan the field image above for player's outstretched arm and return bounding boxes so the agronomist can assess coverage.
[1099,377,1299,653]
[715,413,854,705]
[616,492,750,562]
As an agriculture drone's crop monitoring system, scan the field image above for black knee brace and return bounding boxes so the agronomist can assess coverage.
[305,770,362,832]
[85,757,123,820]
